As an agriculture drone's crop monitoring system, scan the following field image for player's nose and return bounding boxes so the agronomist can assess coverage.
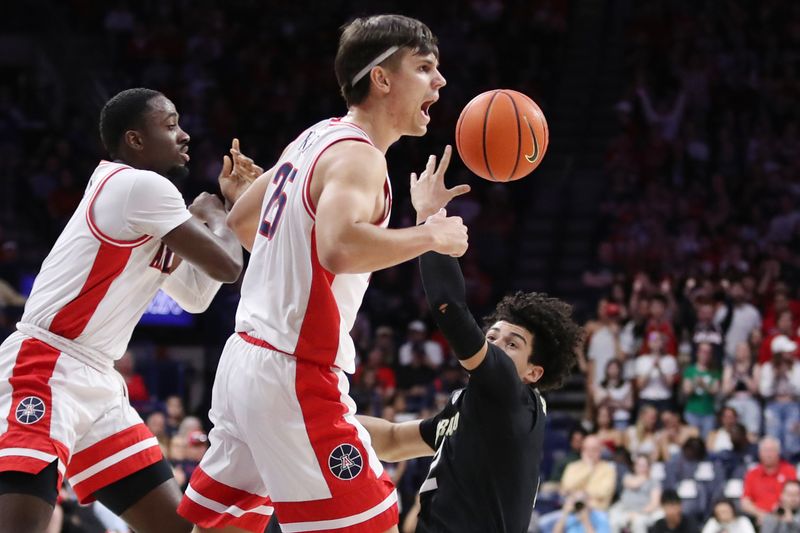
[433,69,446,89]
[178,127,190,145]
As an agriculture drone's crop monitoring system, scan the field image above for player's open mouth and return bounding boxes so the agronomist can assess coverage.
[180,146,190,162]
[421,99,436,118]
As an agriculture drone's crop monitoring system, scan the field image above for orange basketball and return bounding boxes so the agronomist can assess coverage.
[455,89,549,182]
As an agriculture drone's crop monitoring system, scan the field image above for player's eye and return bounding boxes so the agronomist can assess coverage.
[508,342,517,349]
[168,124,177,130]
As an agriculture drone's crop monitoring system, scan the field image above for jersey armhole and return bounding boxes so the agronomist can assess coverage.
[85,167,152,248]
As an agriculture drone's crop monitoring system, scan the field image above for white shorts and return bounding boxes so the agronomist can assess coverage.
[0,332,162,503]
[178,332,398,533]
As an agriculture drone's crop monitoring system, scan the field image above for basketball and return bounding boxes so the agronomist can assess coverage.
[455,89,549,182]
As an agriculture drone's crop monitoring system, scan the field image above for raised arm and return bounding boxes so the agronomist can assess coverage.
[313,142,467,274]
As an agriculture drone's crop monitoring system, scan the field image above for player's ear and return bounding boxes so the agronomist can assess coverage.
[370,67,391,94]
[123,129,145,152]
[522,364,543,385]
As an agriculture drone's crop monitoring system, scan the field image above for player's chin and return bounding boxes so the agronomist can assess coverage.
[166,163,190,180]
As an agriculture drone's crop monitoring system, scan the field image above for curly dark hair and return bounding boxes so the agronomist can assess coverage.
[484,291,583,391]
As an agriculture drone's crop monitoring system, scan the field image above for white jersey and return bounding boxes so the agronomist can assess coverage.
[236,118,392,373]
[19,161,193,368]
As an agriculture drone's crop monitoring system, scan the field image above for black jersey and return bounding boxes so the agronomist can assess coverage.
[417,343,546,533]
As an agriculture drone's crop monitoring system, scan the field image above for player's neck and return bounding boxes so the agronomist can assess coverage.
[342,107,399,153]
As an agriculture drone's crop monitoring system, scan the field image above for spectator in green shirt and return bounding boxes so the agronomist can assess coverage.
[683,342,721,437]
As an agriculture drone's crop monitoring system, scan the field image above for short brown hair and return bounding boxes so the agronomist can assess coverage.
[335,14,439,107]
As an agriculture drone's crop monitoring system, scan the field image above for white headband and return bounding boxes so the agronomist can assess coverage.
[351,46,400,86]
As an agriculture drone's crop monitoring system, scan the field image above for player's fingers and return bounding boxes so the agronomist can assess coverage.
[425,154,436,176]
[410,172,418,187]
[254,165,265,175]
[448,184,471,198]
[436,145,452,177]
[221,155,232,177]
[232,138,240,152]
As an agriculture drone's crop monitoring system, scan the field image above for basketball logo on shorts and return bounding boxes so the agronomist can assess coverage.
[15,396,45,425]
[328,443,363,480]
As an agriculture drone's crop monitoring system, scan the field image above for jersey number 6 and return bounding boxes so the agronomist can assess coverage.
[259,162,297,240]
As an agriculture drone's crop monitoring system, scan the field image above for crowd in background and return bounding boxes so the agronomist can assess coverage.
[3,0,800,532]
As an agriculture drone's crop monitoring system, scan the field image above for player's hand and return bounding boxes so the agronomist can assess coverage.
[219,138,265,207]
[189,192,226,223]
[425,208,468,257]
[411,145,471,224]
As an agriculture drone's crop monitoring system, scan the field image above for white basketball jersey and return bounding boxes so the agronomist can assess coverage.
[236,118,392,373]
[19,161,192,367]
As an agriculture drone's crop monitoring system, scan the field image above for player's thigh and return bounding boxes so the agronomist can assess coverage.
[0,460,59,533]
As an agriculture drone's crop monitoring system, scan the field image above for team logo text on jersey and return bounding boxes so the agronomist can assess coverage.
[149,243,175,273]
[434,412,460,447]
[328,443,363,480]
[16,396,46,424]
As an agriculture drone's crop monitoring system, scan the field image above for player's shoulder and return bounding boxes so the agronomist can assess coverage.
[316,138,386,182]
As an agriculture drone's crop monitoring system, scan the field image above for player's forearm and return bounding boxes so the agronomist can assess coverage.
[205,212,245,275]
[357,415,395,460]
[356,416,431,462]
[317,223,436,274]
[419,252,485,360]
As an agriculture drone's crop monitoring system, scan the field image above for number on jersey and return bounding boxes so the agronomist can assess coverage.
[259,162,297,240]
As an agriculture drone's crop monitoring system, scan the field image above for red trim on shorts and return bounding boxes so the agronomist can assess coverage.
[0,338,69,488]
[178,466,272,532]
[273,361,397,530]
[67,423,162,503]
[294,229,340,366]
[85,164,152,247]
[48,243,133,340]
[187,467,270,511]
[178,496,271,533]
[237,332,282,353]
[302,137,373,218]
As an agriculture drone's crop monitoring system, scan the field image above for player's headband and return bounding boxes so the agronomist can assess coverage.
[351,46,400,86]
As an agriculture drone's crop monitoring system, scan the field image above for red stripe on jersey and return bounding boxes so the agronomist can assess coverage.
[302,137,373,218]
[178,496,271,533]
[275,361,396,526]
[294,229,340,365]
[187,467,271,512]
[48,243,133,340]
[67,423,154,474]
[85,165,152,247]
[0,338,69,478]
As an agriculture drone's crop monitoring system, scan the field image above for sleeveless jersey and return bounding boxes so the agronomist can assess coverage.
[19,161,192,368]
[235,118,392,373]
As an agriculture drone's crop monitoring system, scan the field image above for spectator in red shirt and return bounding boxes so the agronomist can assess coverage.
[760,310,800,364]
[114,349,150,403]
[640,294,678,356]
[742,436,798,523]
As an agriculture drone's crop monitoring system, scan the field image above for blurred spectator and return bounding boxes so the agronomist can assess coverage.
[706,407,742,454]
[182,430,209,481]
[760,310,800,364]
[758,335,800,458]
[663,437,722,520]
[553,493,612,533]
[639,294,678,357]
[354,346,397,400]
[547,428,588,486]
[608,454,662,533]
[635,331,679,411]
[722,342,762,438]
[701,499,755,533]
[761,480,800,533]
[681,342,721,438]
[398,320,444,368]
[592,359,633,429]
[593,405,624,457]
[396,343,437,412]
[177,415,203,437]
[648,489,700,533]
[165,395,185,438]
[585,299,625,389]
[145,411,168,450]
[715,282,762,360]
[656,409,699,462]
[539,436,616,533]
[625,405,660,462]
[742,437,798,523]
[690,299,724,364]
[115,350,150,404]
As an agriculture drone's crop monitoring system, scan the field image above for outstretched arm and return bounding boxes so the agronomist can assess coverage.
[419,239,487,370]
[356,416,433,462]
